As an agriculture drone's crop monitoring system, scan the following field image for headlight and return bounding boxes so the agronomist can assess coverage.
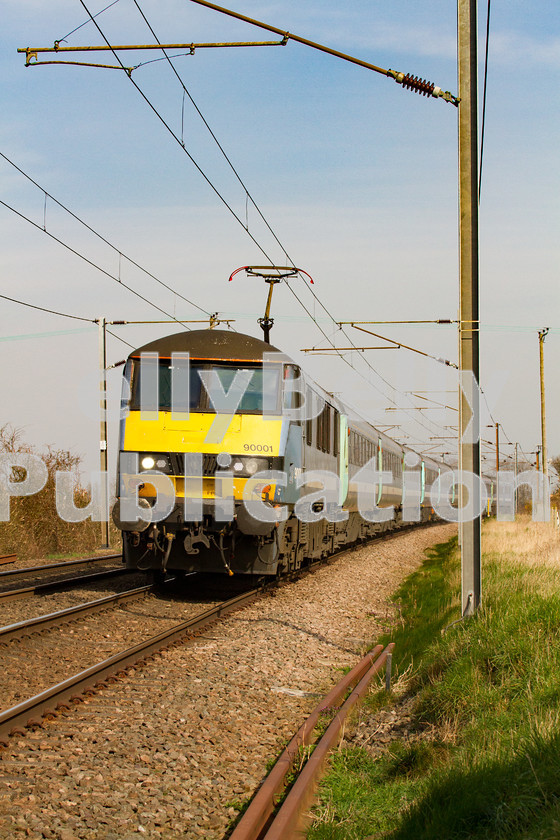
[229,456,269,476]
[139,453,173,473]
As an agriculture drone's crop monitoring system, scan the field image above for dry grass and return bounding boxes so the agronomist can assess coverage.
[0,424,117,561]
[482,515,560,569]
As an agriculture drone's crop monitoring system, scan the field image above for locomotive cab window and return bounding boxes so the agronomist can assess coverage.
[209,365,279,413]
[130,359,203,413]
[130,360,281,414]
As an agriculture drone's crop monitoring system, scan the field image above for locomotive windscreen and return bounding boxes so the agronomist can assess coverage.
[129,360,280,414]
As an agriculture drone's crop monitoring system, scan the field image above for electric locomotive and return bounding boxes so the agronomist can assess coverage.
[112,328,440,577]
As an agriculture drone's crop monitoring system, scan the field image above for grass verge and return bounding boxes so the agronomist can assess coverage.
[308,518,560,840]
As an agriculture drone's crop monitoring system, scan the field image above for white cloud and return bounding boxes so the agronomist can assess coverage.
[490,32,560,68]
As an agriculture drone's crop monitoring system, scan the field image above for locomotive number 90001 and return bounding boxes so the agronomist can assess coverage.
[243,443,273,453]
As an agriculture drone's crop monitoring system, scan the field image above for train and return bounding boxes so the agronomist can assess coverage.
[111,327,475,578]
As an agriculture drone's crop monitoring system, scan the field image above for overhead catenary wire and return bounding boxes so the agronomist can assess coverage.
[130,0,298,261]
[0,151,210,317]
[279,275,450,441]
[0,291,136,350]
[479,0,491,201]
[285,273,452,438]
[77,0,283,271]
[56,0,121,44]
[0,198,198,331]
[106,329,135,349]
[0,291,96,323]
[302,324,458,369]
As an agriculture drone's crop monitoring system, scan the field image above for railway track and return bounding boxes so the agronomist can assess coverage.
[0,552,121,581]
[0,552,123,594]
[0,582,154,644]
[0,584,261,744]
[0,566,135,603]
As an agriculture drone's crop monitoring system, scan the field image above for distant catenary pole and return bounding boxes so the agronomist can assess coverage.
[538,328,549,483]
[98,316,110,548]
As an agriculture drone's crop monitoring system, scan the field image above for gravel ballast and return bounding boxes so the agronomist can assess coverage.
[0,524,456,839]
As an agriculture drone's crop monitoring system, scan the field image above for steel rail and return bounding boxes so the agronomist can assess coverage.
[0,585,260,744]
[0,552,121,580]
[230,645,384,840]
[0,568,134,602]
[0,583,154,644]
[263,644,395,840]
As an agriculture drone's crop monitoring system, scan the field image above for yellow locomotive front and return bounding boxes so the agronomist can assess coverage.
[113,329,297,576]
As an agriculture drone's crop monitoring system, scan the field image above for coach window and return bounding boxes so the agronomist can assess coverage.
[319,406,325,452]
[333,411,339,457]
[317,404,330,453]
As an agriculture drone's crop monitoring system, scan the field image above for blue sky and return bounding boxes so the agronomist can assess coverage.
[1,0,558,481]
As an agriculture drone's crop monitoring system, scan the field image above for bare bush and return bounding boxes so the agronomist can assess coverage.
[0,424,115,561]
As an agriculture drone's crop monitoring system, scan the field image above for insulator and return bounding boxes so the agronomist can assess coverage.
[401,73,435,97]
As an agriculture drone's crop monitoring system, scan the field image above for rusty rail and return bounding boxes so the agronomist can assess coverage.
[264,643,394,839]
[0,583,154,644]
[0,568,133,602]
[230,643,393,840]
[0,552,121,580]
[0,585,261,745]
